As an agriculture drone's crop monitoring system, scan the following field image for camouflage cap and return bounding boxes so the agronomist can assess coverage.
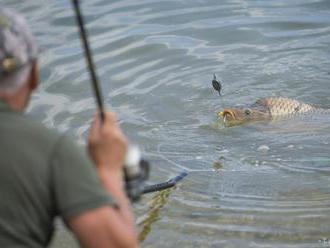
[0,8,38,77]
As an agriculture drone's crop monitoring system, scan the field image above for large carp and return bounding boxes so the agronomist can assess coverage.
[218,97,330,126]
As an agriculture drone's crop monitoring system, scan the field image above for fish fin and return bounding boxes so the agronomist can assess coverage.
[255,98,268,107]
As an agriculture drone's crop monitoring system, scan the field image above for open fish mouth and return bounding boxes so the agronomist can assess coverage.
[218,109,236,123]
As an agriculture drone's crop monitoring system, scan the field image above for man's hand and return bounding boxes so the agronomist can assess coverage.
[88,112,128,173]
[68,112,138,247]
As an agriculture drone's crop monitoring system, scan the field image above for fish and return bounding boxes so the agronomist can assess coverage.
[218,97,330,126]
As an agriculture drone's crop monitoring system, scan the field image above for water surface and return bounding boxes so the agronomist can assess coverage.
[3,0,330,247]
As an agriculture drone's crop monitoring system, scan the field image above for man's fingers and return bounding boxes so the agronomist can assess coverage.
[103,112,118,126]
[89,111,121,141]
[87,110,128,170]
[89,113,101,139]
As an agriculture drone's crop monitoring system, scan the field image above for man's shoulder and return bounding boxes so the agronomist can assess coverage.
[0,110,65,153]
[0,109,87,174]
[16,112,59,140]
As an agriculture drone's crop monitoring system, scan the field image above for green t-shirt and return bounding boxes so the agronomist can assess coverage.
[0,101,116,247]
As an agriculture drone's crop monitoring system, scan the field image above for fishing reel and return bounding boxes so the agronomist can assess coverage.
[124,145,150,202]
[123,145,188,202]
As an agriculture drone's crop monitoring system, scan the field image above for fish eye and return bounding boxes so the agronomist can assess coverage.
[244,109,252,116]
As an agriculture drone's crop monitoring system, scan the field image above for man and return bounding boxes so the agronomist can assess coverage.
[0,8,138,248]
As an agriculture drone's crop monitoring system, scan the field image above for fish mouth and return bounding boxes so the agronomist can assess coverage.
[218,109,236,122]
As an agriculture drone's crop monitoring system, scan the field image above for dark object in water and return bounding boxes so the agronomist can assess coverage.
[212,73,222,96]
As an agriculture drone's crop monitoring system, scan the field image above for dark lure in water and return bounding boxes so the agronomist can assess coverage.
[212,74,222,96]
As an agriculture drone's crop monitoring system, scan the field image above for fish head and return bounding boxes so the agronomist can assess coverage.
[218,105,270,126]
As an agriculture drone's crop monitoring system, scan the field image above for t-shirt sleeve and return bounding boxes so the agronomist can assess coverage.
[50,135,116,220]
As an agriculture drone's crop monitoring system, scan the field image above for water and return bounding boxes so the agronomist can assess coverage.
[2,0,330,247]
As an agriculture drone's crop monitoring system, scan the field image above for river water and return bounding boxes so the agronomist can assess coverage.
[3,0,330,247]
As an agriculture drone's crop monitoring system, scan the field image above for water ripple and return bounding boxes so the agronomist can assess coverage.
[5,0,330,247]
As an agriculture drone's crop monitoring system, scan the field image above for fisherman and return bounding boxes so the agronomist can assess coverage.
[0,7,138,248]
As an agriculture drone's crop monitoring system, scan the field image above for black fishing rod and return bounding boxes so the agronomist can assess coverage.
[143,172,188,194]
[71,0,187,201]
[72,0,105,121]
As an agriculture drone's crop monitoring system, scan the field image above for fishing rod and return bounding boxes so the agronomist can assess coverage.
[143,172,188,194]
[72,0,104,121]
[71,0,187,201]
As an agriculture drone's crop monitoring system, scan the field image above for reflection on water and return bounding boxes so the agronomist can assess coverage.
[3,0,330,247]
[137,188,173,242]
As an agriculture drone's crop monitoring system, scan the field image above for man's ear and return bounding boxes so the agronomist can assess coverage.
[29,61,39,90]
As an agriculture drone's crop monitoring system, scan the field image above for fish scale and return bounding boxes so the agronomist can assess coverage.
[265,97,318,117]
[219,97,330,126]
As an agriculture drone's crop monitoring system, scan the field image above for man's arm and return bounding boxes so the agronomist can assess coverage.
[67,112,138,248]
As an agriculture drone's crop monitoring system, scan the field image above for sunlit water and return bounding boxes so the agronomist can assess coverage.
[3,0,330,247]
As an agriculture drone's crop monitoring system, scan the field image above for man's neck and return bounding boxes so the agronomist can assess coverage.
[0,85,30,112]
